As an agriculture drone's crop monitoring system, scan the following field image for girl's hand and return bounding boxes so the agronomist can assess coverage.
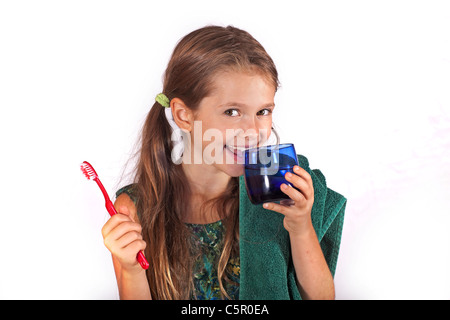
[101,205,147,273]
[263,165,314,235]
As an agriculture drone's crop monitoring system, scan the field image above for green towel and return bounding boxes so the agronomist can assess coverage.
[239,154,347,300]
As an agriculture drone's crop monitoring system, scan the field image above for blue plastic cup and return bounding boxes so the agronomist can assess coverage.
[244,143,299,205]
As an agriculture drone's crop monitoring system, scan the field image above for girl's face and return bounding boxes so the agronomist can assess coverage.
[189,70,276,177]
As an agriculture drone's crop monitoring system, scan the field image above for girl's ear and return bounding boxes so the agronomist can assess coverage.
[170,98,194,132]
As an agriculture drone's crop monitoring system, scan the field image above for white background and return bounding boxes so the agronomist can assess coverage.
[0,0,449,299]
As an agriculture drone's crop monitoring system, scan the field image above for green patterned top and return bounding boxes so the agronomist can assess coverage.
[116,185,240,300]
[187,220,239,300]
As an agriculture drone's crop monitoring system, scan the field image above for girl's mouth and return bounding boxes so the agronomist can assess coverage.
[224,144,255,163]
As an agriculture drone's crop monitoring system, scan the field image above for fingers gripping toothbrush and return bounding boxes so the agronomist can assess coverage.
[80,161,149,270]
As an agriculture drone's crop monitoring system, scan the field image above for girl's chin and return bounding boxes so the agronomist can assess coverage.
[215,162,245,177]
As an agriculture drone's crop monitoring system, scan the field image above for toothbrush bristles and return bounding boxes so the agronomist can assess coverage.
[80,161,98,180]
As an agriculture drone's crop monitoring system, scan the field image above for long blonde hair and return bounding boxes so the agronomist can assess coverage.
[133,25,279,299]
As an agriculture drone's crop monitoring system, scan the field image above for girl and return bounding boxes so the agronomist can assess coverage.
[101,25,337,300]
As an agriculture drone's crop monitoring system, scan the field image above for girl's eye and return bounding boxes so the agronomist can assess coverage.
[257,108,272,116]
[224,109,240,117]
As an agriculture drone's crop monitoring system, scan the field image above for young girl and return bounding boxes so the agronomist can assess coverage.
[101,25,339,300]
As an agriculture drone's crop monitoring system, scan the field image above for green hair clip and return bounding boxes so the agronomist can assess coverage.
[155,93,170,108]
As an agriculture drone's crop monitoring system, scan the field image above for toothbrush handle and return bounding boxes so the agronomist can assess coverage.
[105,199,150,270]
[105,199,118,216]
[136,251,150,270]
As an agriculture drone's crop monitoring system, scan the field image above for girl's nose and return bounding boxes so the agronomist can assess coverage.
[242,116,258,134]
[236,117,265,147]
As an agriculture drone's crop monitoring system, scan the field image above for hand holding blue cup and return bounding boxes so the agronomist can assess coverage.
[244,143,299,205]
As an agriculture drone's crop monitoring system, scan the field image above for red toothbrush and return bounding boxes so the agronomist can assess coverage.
[80,161,149,270]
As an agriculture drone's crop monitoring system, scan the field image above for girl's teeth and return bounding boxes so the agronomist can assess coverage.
[227,145,246,152]
[226,146,246,158]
